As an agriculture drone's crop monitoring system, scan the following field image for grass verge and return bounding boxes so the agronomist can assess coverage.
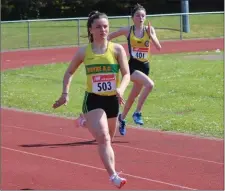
[1,51,223,138]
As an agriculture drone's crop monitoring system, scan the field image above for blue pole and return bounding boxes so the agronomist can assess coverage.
[181,0,190,33]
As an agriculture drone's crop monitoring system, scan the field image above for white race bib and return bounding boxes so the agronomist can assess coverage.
[131,47,148,59]
[92,74,116,93]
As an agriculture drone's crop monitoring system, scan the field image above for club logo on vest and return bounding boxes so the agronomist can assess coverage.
[144,40,149,47]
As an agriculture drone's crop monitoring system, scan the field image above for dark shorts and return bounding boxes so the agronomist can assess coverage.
[129,58,150,76]
[82,92,119,118]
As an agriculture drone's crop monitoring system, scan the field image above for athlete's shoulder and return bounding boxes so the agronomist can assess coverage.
[77,45,88,53]
[75,45,89,60]
[110,42,126,58]
[109,41,124,50]
[113,43,124,50]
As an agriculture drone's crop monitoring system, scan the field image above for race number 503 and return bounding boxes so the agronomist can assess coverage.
[92,74,116,93]
[97,81,112,91]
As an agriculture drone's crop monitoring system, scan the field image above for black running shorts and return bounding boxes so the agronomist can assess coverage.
[129,58,150,76]
[82,92,119,118]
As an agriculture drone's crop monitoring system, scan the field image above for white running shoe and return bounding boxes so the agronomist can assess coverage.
[110,172,127,189]
[75,114,86,128]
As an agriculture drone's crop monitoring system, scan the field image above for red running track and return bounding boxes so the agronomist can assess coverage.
[1,108,224,190]
[1,38,224,190]
[1,38,224,71]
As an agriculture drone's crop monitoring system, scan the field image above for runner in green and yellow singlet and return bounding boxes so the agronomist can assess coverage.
[53,11,130,189]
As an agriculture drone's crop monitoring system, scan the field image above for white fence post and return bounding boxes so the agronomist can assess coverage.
[27,20,31,49]
[180,14,183,40]
[77,19,80,45]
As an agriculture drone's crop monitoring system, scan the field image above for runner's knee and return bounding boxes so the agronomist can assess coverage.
[144,80,154,91]
[96,131,111,145]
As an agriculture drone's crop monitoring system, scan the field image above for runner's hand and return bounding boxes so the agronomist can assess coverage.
[116,88,125,105]
[52,93,69,109]
[147,21,152,38]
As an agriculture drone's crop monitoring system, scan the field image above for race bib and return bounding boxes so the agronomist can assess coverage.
[131,47,148,59]
[92,74,116,93]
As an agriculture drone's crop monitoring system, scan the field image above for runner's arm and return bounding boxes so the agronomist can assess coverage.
[108,27,129,41]
[115,44,130,95]
[62,47,85,94]
[149,26,161,50]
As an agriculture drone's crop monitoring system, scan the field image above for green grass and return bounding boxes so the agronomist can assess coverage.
[1,13,224,50]
[1,52,224,138]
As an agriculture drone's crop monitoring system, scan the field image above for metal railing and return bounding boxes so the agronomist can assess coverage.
[1,11,224,51]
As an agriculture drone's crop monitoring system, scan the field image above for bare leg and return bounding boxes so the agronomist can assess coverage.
[85,109,116,176]
[120,82,142,120]
[131,71,154,113]
[85,109,127,188]
[107,117,119,142]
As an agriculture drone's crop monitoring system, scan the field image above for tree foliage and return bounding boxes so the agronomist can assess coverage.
[1,0,223,21]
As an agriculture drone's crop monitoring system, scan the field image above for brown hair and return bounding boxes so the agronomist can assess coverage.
[87,11,108,42]
[131,3,146,17]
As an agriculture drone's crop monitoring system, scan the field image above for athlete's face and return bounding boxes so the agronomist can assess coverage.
[132,9,146,26]
[89,18,109,41]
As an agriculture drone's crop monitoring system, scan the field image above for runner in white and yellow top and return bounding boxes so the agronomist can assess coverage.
[108,3,162,135]
[53,11,130,189]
